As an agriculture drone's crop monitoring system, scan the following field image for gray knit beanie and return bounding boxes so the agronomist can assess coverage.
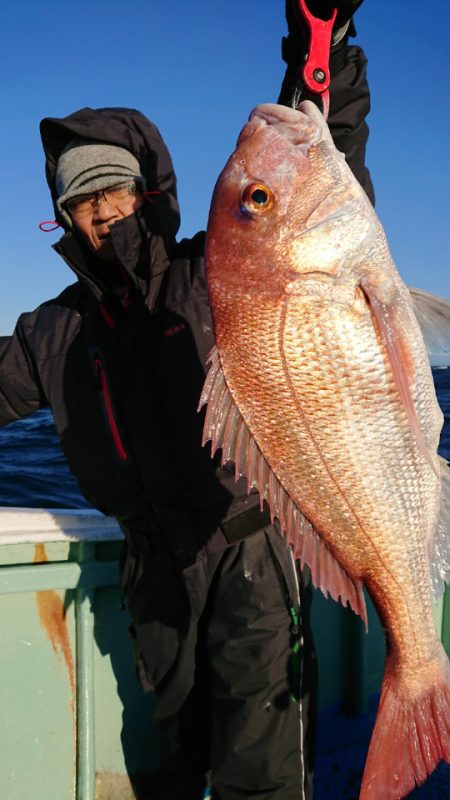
[55,139,146,227]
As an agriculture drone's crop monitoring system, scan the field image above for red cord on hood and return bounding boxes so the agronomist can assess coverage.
[143,190,161,203]
[39,220,62,232]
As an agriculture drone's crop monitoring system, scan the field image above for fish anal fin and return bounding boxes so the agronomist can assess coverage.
[360,279,439,479]
[360,654,450,799]
[291,507,368,629]
[200,347,368,626]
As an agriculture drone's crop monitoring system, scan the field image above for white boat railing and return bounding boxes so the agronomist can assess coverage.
[0,507,123,545]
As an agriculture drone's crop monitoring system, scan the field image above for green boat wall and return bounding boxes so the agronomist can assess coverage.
[0,508,448,799]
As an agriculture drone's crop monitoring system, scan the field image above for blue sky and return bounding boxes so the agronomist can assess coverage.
[0,0,449,335]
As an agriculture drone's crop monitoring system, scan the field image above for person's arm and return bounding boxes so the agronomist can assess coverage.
[278,0,375,204]
[0,317,47,426]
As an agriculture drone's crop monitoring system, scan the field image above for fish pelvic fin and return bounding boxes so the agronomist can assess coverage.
[429,457,450,600]
[199,346,368,627]
[359,650,450,800]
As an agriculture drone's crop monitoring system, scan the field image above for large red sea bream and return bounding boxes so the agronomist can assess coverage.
[199,101,450,799]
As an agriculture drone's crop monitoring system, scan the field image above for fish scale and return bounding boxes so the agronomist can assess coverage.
[201,100,450,798]
[223,295,427,550]
[227,291,439,646]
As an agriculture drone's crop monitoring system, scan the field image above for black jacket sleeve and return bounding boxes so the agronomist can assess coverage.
[327,44,374,205]
[0,317,48,426]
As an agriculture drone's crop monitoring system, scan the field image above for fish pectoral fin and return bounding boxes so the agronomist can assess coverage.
[360,277,439,478]
[200,346,368,627]
[429,456,450,599]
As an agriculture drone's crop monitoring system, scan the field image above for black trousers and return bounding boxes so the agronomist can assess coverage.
[120,518,317,800]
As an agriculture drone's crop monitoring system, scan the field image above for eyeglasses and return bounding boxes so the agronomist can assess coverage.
[65,182,138,218]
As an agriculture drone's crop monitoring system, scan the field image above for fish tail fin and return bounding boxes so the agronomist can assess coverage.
[360,649,450,799]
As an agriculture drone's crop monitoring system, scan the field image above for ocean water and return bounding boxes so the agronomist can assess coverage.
[1,369,449,509]
[0,405,91,508]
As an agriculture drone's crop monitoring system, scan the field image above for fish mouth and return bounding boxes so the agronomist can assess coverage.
[251,100,323,126]
[241,101,330,151]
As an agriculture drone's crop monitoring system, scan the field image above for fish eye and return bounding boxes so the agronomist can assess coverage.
[241,182,274,215]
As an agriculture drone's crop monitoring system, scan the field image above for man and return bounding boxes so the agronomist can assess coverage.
[0,3,371,798]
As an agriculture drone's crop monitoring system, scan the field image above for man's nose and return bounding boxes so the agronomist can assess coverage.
[93,195,118,219]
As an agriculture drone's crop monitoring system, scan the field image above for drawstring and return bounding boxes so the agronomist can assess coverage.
[143,190,161,203]
[39,220,62,232]
[99,304,117,328]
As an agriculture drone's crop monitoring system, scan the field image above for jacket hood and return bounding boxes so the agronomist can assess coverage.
[40,107,181,312]
[40,106,180,238]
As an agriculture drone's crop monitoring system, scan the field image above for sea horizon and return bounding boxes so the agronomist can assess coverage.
[0,367,449,509]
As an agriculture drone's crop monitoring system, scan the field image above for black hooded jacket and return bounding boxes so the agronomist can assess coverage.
[0,46,373,564]
[0,107,260,563]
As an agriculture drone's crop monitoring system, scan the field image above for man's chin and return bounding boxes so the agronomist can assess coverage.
[94,237,116,263]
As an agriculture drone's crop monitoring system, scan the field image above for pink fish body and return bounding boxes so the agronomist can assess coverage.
[200,102,450,799]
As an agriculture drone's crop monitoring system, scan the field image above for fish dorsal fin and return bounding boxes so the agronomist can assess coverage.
[199,346,368,627]
[429,457,450,599]
[409,287,450,358]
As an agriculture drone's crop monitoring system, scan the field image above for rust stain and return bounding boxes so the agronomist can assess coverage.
[33,544,76,709]
[95,772,136,799]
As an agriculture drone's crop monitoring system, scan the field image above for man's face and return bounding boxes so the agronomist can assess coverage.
[67,183,144,262]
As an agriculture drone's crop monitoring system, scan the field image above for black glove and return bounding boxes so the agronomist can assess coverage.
[285,0,364,50]
[304,1,364,30]
[278,0,364,107]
